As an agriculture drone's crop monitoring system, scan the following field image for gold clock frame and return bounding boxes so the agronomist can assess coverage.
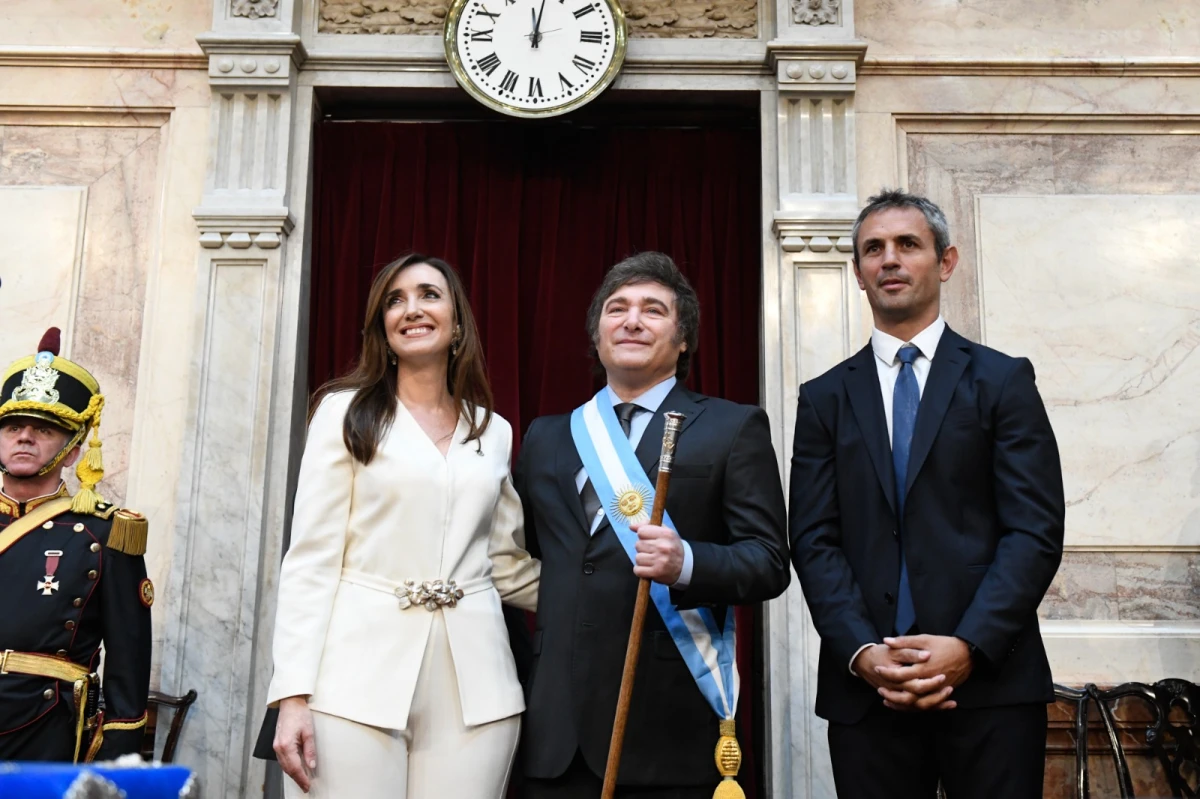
[443,0,628,119]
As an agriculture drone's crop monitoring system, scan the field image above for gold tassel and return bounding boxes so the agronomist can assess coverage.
[70,487,99,515]
[107,510,148,556]
[72,413,105,515]
[713,718,746,799]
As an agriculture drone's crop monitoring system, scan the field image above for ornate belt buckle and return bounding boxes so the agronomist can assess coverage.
[394,581,415,610]
[394,579,464,611]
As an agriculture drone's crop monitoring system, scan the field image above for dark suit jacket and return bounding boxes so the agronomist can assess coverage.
[514,384,789,786]
[789,327,1065,725]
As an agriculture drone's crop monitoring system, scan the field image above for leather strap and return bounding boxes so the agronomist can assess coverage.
[0,497,73,557]
[0,649,90,682]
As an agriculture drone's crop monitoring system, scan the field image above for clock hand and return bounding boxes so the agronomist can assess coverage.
[531,0,547,48]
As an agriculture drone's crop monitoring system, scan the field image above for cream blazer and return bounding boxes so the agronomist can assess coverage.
[266,391,540,730]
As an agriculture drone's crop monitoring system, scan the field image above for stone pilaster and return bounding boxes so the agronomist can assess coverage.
[158,2,305,796]
[761,4,866,797]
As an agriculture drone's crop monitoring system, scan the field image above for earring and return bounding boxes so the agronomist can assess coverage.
[450,325,462,358]
[388,350,398,365]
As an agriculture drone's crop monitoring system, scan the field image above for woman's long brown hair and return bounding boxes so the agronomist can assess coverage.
[310,253,494,464]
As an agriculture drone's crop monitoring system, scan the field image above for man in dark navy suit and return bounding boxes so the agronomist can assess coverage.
[790,190,1065,798]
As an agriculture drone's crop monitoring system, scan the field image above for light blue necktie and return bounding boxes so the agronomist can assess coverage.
[892,345,920,635]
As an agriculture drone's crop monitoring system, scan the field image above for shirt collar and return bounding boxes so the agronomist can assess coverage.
[605,376,677,413]
[871,316,946,366]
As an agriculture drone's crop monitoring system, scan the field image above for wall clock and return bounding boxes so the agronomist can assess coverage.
[444,0,628,119]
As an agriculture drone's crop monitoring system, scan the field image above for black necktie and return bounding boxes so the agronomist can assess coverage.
[580,403,640,527]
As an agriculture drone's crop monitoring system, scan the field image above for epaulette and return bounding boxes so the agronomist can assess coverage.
[92,501,120,521]
[105,508,148,556]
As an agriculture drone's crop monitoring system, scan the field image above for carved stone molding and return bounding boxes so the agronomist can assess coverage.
[196,32,306,87]
[772,217,855,253]
[231,0,280,19]
[791,0,839,26]
[0,46,207,70]
[317,0,757,38]
[194,211,295,250]
[768,42,867,90]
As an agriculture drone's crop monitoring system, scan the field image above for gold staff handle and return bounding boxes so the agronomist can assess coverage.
[601,411,686,799]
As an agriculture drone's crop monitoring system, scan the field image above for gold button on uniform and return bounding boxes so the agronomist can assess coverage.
[87,570,98,580]
[42,521,53,530]
[64,620,75,631]
[89,543,100,553]
[56,649,67,657]
[43,688,53,700]
[72,598,82,608]
[74,523,85,532]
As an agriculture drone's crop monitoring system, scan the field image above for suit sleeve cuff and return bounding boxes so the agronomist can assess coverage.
[848,642,875,677]
[670,539,695,590]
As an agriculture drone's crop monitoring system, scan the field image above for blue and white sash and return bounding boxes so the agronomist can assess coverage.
[570,389,739,722]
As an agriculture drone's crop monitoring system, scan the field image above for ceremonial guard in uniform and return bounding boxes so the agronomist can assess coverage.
[0,328,153,763]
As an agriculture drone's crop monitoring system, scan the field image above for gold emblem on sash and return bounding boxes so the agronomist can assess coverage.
[713,718,746,799]
[609,484,651,524]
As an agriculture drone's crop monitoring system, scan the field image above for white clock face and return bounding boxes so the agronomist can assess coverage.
[446,0,626,118]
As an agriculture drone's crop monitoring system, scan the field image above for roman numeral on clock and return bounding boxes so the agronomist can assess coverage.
[559,72,574,90]
[528,77,544,97]
[477,53,501,76]
[500,69,519,93]
[579,30,603,43]
[476,7,500,21]
[573,4,595,18]
[470,29,494,42]
[572,54,595,73]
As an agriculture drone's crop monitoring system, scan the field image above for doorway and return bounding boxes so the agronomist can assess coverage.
[305,95,766,794]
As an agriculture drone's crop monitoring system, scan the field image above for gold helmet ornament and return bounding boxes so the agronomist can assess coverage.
[0,328,106,513]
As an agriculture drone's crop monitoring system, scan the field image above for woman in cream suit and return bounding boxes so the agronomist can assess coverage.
[269,253,540,797]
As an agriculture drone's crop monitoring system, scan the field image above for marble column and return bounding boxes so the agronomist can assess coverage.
[761,2,866,796]
[159,1,306,796]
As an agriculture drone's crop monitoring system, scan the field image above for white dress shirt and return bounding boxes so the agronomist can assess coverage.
[573,376,695,588]
[849,315,946,674]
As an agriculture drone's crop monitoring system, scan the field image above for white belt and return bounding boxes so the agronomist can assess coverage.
[340,568,492,611]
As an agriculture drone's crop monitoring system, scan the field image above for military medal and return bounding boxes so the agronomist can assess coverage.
[38,549,63,595]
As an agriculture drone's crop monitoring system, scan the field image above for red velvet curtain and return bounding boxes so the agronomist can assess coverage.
[308,119,764,794]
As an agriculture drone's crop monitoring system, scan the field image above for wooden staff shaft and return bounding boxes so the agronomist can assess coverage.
[601,464,675,799]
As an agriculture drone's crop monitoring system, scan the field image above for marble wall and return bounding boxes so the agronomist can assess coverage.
[898,137,1200,641]
[0,0,211,752]
[0,0,211,50]
[856,0,1197,59]
[854,66,1200,702]
[0,123,161,499]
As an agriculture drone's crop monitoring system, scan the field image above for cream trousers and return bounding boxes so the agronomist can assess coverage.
[283,612,521,799]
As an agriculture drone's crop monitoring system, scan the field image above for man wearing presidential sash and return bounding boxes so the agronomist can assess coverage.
[0,329,153,763]
[513,252,790,798]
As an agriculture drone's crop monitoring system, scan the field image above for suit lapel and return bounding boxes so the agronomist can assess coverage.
[905,328,971,496]
[556,432,589,533]
[634,384,705,477]
[844,343,897,515]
